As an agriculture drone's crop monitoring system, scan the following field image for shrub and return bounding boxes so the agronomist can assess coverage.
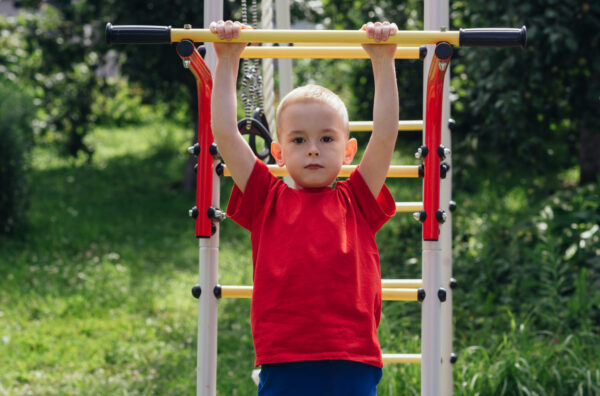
[0,79,35,234]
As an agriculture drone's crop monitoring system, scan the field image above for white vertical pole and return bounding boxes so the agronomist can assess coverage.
[275,0,295,187]
[421,241,442,396]
[199,4,223,396]
[423,0,452,395]
[275,0,293,100]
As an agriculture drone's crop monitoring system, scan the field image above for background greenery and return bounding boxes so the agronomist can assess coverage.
[1,0,598,395]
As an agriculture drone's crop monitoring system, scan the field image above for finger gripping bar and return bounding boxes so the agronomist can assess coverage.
[106,23,171,45]
[459,26,526,48]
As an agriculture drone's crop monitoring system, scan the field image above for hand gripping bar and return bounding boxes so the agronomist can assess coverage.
[106,23,526,49]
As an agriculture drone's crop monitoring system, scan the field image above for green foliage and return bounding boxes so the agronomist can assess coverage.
[450,0,600,187]
[0,7,100,158]
[0,79,35,235]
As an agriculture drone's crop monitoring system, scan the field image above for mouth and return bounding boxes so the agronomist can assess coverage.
[304,164,324,170]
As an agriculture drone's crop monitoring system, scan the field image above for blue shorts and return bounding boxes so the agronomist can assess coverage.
[257,360,383,396]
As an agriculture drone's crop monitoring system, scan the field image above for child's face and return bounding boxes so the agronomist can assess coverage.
[272,101,356,189]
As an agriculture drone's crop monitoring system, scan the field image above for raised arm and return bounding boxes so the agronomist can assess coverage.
[358,22,399,198]
[210,20,257,192]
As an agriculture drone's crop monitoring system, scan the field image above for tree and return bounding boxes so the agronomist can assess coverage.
[450,0,600,187]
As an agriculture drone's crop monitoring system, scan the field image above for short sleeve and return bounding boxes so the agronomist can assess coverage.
[227,160,275,230]
[344,167,396,232]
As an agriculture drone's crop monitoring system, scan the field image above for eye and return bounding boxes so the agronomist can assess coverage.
[321,136,333,143]
[292,137,304,144]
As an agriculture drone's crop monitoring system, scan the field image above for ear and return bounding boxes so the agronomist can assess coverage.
[271,141,285,166]
[343,138,357,165]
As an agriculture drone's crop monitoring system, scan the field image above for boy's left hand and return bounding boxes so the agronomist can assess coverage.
[361,22,398,60]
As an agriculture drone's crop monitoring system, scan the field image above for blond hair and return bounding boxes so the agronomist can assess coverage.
[275,84,349,140]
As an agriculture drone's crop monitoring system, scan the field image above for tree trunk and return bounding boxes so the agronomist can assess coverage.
[579,118,600,185]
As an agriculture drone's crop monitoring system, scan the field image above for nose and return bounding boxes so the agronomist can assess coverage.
[307,141,319,157]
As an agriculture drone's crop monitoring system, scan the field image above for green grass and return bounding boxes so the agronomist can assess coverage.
[1,123,599,395]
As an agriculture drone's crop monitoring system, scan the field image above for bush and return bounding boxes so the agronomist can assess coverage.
[0,79,35,235]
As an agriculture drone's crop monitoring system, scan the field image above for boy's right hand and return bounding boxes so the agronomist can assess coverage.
[209,20,251,59]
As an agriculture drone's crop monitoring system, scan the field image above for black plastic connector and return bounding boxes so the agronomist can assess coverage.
[188,143,200,156]
[449,277,458,289]
[176,39,195,57]
[438,288,447,302]
[437,145,447,160]
[414,210,427,223]
[448,119,456,133]
[106,23,171,45]
[189,206,199,219]
[435,42,453,60]
[418,164,424,178]
[450,353,458,364]
[417,288,426,302]
[215,162,225,176]
[440,163,450,179]
[436,210,447,224]
[449,200,457,212]
[419,45,427,59]
[197,45,207,58]
[459,26,527,49]
[192,284,201,299]
[213,285,222,299]
[207,207,227,223]
[209,143,220,158]
[211,224,217,236]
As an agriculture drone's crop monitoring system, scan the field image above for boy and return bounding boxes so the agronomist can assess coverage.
[210,20,399,396]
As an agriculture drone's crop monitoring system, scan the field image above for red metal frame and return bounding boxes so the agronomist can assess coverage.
[179,47,214,238]
[423,43,452,241]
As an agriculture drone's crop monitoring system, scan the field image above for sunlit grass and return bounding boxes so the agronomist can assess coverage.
[1,123,598,395]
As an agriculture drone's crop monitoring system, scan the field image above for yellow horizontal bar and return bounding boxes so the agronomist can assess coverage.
[220,285,253,299]
[171,29,461,46]
[382,353,422,364]
[382,288,419,301]
[395,202,423,213]
[222,165,419,178]
[241,46,421,59]
[382,279,422,288]
[349,120,423,132]
[220,286,420,301]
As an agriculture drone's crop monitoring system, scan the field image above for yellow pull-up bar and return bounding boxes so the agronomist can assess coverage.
[106,24,526,49]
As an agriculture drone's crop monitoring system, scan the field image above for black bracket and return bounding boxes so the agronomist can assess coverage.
[191,284,201,299]
[213,284,222,299]
[417,288,426,302]
[207,207,227,223]
[438,288,447,302]
[215,162,225,177]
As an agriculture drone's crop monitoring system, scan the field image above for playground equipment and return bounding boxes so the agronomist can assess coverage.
[106,2,525,395]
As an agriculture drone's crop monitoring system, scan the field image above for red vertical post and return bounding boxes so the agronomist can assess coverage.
[423,42,452,241]
[178,42,214,238]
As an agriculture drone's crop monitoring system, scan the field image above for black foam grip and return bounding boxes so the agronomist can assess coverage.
[106,23,171,45]
[459,26,526,49]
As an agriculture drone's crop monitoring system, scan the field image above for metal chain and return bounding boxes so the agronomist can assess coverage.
[240,0,264,130]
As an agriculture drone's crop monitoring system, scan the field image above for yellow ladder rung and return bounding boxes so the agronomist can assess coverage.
[382,279,422,288]
[222,165,420,178]
[349,120,423,132]
[395,202,423,213]
[241,46,421,59]
[382,353,422,364]
[218,285,421,301]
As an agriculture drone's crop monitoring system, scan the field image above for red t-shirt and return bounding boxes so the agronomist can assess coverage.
[227,160,395,368]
